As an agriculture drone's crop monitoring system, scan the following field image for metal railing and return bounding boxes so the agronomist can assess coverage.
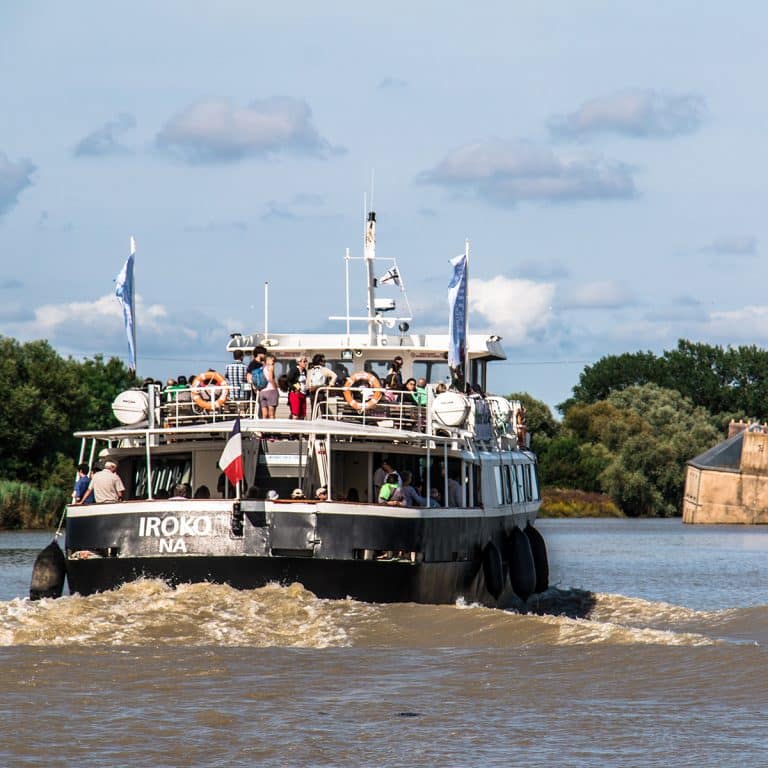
[154,383,430,432]
[310,385,427,431]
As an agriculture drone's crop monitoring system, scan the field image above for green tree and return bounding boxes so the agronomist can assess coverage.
[560,350,660,411]
[0,337,135,488]
[564,339,768,421]
[601,384,720,516]
[538,435,610,491]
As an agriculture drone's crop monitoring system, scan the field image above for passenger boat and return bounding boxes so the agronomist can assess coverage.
[42,212,548,607]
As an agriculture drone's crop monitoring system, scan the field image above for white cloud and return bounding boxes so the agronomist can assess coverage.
[550,89,706,139]
[420,140,637,206]
[561,281,636,310]
[0,294,228,364]
[705,305,768,340]
[74,113,136,157]
[0,152,36,217]
[156,96,340,163]
[468,275,555,343]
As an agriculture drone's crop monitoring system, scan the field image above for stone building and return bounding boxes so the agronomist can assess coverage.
[683,421,768,524]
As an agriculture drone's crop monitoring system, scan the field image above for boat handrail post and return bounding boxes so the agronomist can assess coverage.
[326,429,332,499]
[87,438,97,475]
[443,441,449,506]
[147,382,159,446]
[145,428,153,500]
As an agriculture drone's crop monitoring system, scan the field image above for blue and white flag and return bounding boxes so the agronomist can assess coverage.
[115,237,136,371]
[447,252,467,371]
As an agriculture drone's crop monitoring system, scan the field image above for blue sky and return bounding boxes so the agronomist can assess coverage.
[1,1,766,411]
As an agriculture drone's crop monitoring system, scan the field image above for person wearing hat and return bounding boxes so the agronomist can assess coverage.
[266,490,279,501]
[291,488,306,500]
[315,486,328,501]
[77,459,125,504]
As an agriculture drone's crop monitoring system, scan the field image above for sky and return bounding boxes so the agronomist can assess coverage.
[1,1,767,413]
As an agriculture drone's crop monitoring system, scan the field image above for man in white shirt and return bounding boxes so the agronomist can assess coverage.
[78,460,125,504]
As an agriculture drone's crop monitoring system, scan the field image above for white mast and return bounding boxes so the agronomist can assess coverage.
[364,211,377,345]
[264,281,269,340]
[344,247,351,345]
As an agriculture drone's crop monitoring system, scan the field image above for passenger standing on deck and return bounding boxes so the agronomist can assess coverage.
[307,354,336,412]
[247,345,268,408]
[288,355,309,419]
[384,356,404,390]
[382,356,404,403]
[225,350,249,402]
[259,354,278,418]
[72,463,92,504]
[78,460,125,504]
[388,470,427,507]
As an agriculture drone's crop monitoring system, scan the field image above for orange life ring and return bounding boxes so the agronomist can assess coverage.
[343,372,382,412]
[192,371,229,411]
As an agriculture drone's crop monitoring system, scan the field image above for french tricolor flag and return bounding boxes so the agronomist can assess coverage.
[218,417,244,487]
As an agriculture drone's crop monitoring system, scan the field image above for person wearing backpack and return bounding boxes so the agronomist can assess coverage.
[246,345,268,408]
[307,353,336,413]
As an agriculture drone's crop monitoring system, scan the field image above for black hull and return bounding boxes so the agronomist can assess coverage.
[66,554,522,607]
[64,500,541,607]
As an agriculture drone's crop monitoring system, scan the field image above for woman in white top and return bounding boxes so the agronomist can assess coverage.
[259,354,278,418]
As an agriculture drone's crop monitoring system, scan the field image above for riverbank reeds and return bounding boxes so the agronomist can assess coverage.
[0,481,66,529]
[540,488,623,518]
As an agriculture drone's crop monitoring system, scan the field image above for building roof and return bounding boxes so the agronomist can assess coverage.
[687,430,744,472]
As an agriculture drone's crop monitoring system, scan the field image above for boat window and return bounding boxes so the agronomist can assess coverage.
[132,454,192,499]
[412,361,450,386]
[281,358,349,385]
[522,464,532,501]
[275,359,294,379]
[472,463,482,507]
[512,464,524,501]
[493,466,503,504]
[505,465,518,503]
[363,360,393,383]
[501,464,512,504]
[530,464,540,500]
[327,360,351,384]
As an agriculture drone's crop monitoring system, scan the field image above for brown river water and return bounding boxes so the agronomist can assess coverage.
[1,519,766,767]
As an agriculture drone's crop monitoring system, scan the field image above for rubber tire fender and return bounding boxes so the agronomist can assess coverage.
[482,541,505,600]
[30,539,67,600]
[505,527,536,602]
[525,523,549,593]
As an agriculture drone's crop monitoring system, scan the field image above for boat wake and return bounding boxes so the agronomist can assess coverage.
[0,579,375,648]
[1,580,765,648]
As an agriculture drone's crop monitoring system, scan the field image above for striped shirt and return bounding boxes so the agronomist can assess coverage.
[225,361,248,400]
